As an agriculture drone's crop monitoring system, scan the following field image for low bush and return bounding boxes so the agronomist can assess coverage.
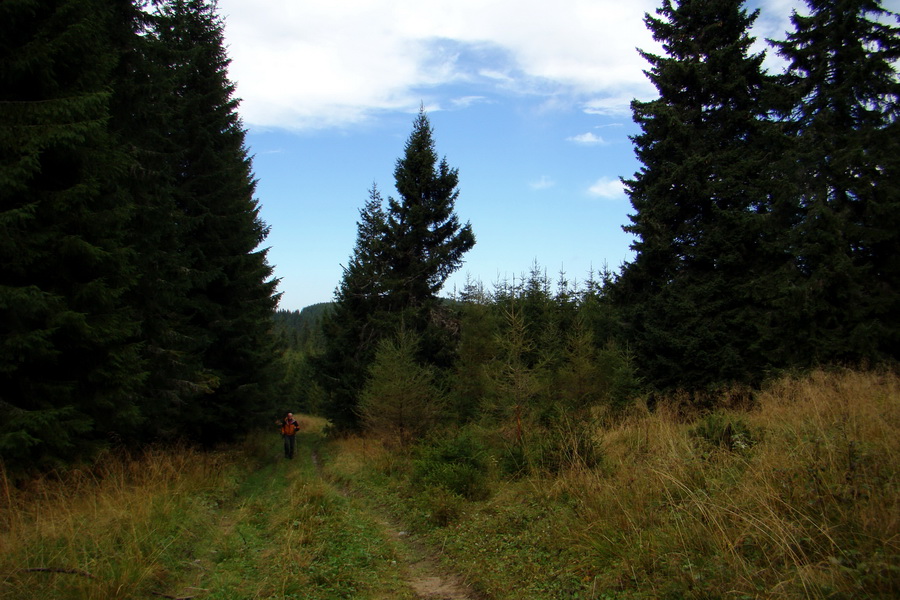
[690,410,758,452]
[412,429,490,501]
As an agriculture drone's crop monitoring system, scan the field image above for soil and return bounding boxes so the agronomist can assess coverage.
[381,517,480,600]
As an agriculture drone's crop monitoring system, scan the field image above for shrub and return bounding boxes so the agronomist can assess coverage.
[358,330,443,447]
[412,430,490,501]
[690,410,757,452]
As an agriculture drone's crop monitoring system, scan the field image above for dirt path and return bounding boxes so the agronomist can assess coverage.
[378,514,478,600]
[311,449,481,600]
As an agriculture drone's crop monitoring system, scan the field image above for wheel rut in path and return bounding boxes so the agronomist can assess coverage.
[310,449,482,600]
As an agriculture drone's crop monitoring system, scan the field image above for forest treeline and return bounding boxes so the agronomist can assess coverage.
[1,0,279,474]
[3,0,899,476]
[290,0,899,437]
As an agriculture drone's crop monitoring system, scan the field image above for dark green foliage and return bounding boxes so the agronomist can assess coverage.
[114,1,211,440]
[319,113,475,431]
[1,0,280,472]
[554,322,639,414]
[768,0,900,366]
[613,0,899,396]
[271,307,330,416]
[383,110,475,370]
[0,0,144,469]
[447,293,499,422]
[436,262,642,444]
[273,305,331,352]
[358,330,444,447]
[276,349,325,415]
[384,110,476,325]
[318,187,392,430]
[160,0,279,445]
[615,0,786,391]
[413,429,490,500]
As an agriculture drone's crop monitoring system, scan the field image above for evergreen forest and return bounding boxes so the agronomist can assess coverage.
[1,0,279,474]
[3,0,899,480]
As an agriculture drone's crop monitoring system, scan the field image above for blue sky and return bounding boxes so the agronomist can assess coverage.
[212,0,888,312]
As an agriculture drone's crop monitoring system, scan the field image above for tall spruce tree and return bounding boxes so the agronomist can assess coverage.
[154,0,280,444]
[319,111,474,430]
[770,0,900,365]
[384,109,475,365]
[106,0,208,440]
[0,0,143,469]
[615,0,781,391]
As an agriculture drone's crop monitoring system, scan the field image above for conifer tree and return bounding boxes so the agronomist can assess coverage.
[358,329,442,447]
[154,0,279,443]
[770,0,900,365]
[320,112,474,430]
[0,0,143,469]
[318,187,390,430]
[384,109,476,365]
[106,0,209,439]
[615,0,780,391]
[448,287,499,422]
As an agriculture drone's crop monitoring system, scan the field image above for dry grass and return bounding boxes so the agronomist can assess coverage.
[0,423,410,600]
[0,444,239,600]
[324,435,405,483]
[558,369,900,598]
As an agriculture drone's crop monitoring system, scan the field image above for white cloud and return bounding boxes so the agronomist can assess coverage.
[217,0,661,130]
[451,95,489,109]
[215,0,803,130]
[567,132,606,145]
[530,175,555,190]
[588,177,625,199]
[582,93,638,116]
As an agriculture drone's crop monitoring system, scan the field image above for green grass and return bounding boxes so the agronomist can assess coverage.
[4,369,897,599]
[1,424,412,600]
[324,369,900,599]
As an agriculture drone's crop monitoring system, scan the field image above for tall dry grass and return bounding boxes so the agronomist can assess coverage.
[0,444,240,600]
[561,369,899,598]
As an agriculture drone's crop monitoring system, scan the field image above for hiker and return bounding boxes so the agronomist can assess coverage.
[277,412,301,459]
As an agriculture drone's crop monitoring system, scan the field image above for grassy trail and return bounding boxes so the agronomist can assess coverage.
[179,423,478,600]
[1,418,476,600]
[6,370,896,599]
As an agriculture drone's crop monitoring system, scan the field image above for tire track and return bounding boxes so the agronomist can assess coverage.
[310,448,482,600]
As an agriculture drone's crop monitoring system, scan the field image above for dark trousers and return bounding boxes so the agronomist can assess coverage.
[283,434,296,458]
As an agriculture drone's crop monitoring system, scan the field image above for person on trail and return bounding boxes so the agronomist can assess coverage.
[278,412,301,459]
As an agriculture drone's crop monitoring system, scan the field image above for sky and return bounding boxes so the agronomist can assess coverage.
[209,0,887,312]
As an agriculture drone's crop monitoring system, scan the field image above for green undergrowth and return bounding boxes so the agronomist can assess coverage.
[323,433,605,599]
[1,423,412,600]
[324,369,900,600]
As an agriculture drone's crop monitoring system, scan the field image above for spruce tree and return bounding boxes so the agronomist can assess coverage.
[384,109,476,366]
[615,0,780,391]
[320,111,474,430]
[106,0,209,440]
[154,0,279,444]
[771,0,900,365]
[358,329,442,447]
[0,0,143,469]
[318,187,391,430]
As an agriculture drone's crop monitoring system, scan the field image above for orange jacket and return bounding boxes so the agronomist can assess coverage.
[281,418,300,436]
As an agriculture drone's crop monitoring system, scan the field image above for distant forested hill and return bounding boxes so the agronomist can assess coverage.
[274,303,334,352]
